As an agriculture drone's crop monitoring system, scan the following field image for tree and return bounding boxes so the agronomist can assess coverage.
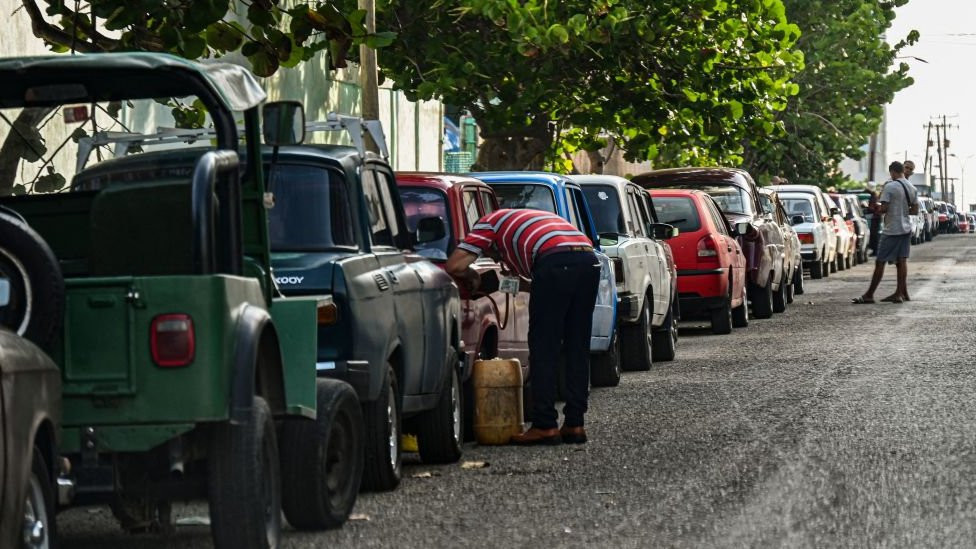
[2,0,395,194]
[743,0,917,186]
[373,0,803,171]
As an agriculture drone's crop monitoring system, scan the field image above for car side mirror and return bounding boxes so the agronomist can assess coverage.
[263,101,306,146]
[830,207,840,216]
[415,216,447,244]
[732,221,752,237]
[599,232,620,245]
[791,214,805,226]
[0,279,8,307]
[650,223,678,240]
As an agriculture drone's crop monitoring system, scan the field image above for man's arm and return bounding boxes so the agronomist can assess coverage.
[446,248,481,291]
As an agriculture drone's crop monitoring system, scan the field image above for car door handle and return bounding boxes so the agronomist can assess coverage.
[386,269,399,284]
[726,246,733,252]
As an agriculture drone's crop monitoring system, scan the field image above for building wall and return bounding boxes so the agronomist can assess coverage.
[839,108,889,185]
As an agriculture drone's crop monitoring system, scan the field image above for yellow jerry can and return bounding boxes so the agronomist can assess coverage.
[472,358,524,445]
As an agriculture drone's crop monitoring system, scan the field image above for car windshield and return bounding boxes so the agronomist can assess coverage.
[654,197,701,232]
[398,186,453,260]
[667,184,753,215]
[490,183,557,213]
[782,197,816,222]
[267,164,356,251]
[581,185,626,234]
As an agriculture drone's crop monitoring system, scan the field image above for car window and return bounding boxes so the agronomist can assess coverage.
[267,164,355,251]
[491,183,557,213]
[642,192,661,223]
[758,193,774,216]
[782,197,816,222]
[399,186,452,260]
[701,185,753,216]
[362,169,395,247]
[479,190,497,214]
[564,188,580,229]
[570,188,593,238]
[626,190,647,237]
[582,185,627,235]
[462,190,481,230]
[654,196,701,233]
[704,197,729,235]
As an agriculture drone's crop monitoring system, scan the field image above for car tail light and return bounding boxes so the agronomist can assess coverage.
[797,232,814,244]
[318,302,339,325]
[697,235,719,263]
[151,314,195,367]
[612,257,624,284]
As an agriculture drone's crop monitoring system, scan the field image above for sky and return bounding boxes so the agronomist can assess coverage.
[887,0,976,208]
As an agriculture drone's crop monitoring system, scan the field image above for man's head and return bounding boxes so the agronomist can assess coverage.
[904,160,915,177]
[889,161,905,179]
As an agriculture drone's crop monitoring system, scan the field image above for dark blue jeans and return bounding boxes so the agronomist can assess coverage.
[528,251,601,429]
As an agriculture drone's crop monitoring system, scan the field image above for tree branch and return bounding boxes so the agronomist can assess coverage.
[20,0,103,52]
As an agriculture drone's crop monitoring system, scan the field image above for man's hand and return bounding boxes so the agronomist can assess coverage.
[461,267,481,292]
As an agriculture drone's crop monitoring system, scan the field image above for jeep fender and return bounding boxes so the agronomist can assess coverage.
[230,304,286,423]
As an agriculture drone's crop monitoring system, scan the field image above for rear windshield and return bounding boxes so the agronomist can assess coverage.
[267,164,356,251]
[581,185,626,235]
[782,197,816,222]
[654,197,701,233]
[490,183,557,213]
[696,185,752,216]
[398,186,453,260]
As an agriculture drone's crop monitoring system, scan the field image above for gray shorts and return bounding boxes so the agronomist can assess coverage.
[877,233,911,263]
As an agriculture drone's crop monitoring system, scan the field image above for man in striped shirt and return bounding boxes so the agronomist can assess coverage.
[446,208,601,445]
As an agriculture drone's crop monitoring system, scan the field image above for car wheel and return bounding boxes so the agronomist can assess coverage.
[844,252,852,270]
[772,276,787,313]
[23,446,56,549]
[280,379,364,530]
[651,296,678,362]
[360,365,402,492]
[621,297,653,372]
[590,333,621,387]
[417,357,464,465]
[829,256,837,273]
[810,258,824,280]
[792,265,805,295]
[0,213,64,351]
[785,274,795,304]
[731,286,749,328]
[208,396,281,549]
[750,276,774,319]
[710,289,733,335]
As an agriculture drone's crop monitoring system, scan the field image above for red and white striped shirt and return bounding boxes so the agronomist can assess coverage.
[457,209,593,278]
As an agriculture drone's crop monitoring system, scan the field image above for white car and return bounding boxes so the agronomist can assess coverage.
[773,187,835,279]
[573,175,678,370]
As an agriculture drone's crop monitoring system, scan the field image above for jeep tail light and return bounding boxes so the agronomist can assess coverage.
[797,232,814,244]
[318,302,339,325]
[151,314,195,367]
[697,235,719,263]
[612,258,624,284]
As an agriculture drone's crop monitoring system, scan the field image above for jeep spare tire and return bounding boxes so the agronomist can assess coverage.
[0,212,64,350]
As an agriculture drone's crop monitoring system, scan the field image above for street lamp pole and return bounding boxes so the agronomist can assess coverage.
[950,153,975,210]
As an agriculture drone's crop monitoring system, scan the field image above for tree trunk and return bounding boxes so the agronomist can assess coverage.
[0,107,53,196]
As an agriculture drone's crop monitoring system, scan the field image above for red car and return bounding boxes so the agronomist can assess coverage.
[649,189,749,334]
[395,172,530,384]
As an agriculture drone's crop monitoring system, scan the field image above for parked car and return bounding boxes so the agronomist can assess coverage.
[836,194,870,263]
[958,213,970,234]
[917,196,936,242]
[636,168,787,319]
[475,172,621,373]
[649,190,748,333]
[969,214,976,233]
[395,172,533,424]
[824,194,855,271]
[828,193,861,268]
[771,184,839,278]
[573,175,679,373]
[0,296,62,549]
[759,188,802,308]
[936,201,951,233]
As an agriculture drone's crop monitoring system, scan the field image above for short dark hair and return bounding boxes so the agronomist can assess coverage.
[889,161,904,174]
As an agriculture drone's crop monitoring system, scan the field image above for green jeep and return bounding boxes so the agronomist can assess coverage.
[0,53,363,548]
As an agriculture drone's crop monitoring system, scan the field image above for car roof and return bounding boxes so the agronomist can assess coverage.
[768,184,823,194]
[395,172,489,191]
[569,174,631,189]
[632,167,753,189]
[473,171,578,188]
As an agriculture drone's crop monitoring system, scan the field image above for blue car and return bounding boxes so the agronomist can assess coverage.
[472,172,621,386]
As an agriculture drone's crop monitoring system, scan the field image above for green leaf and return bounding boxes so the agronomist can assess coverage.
[206,22,245,52]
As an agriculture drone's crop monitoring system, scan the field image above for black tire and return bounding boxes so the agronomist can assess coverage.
[651,296,678,362]
[23,446,57,549]
[280,379,364,530]
[360,365,401,492]
[208,396,281,549]
[829,256,837,273]
[590,333,621,387]
[731,288,749,328]
[621,297,653,371]
[750,277,774,320]
[710,292,733,335]
[844,253,852,270]
[417,359,463,465]
[793,265,805,295]
[785,274,795,304]
[0,213,64,351]
[810,259,824,280]
[772,277,787,313]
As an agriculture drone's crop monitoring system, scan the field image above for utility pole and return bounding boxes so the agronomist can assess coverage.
[867,134,877,183]
[923,122,932,186]
[936,124,945,199]
[359,0,380,153]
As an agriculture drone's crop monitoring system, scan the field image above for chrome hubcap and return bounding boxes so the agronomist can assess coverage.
[22,473,48,549]
[387,388,398,468]
[451,373,461,445]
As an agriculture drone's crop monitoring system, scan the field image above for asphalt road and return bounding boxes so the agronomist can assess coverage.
[60,234,976,548]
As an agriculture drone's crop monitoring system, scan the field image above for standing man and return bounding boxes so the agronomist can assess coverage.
[445,209,601,445]
[853,161,918,304]
[904,160,916,179]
